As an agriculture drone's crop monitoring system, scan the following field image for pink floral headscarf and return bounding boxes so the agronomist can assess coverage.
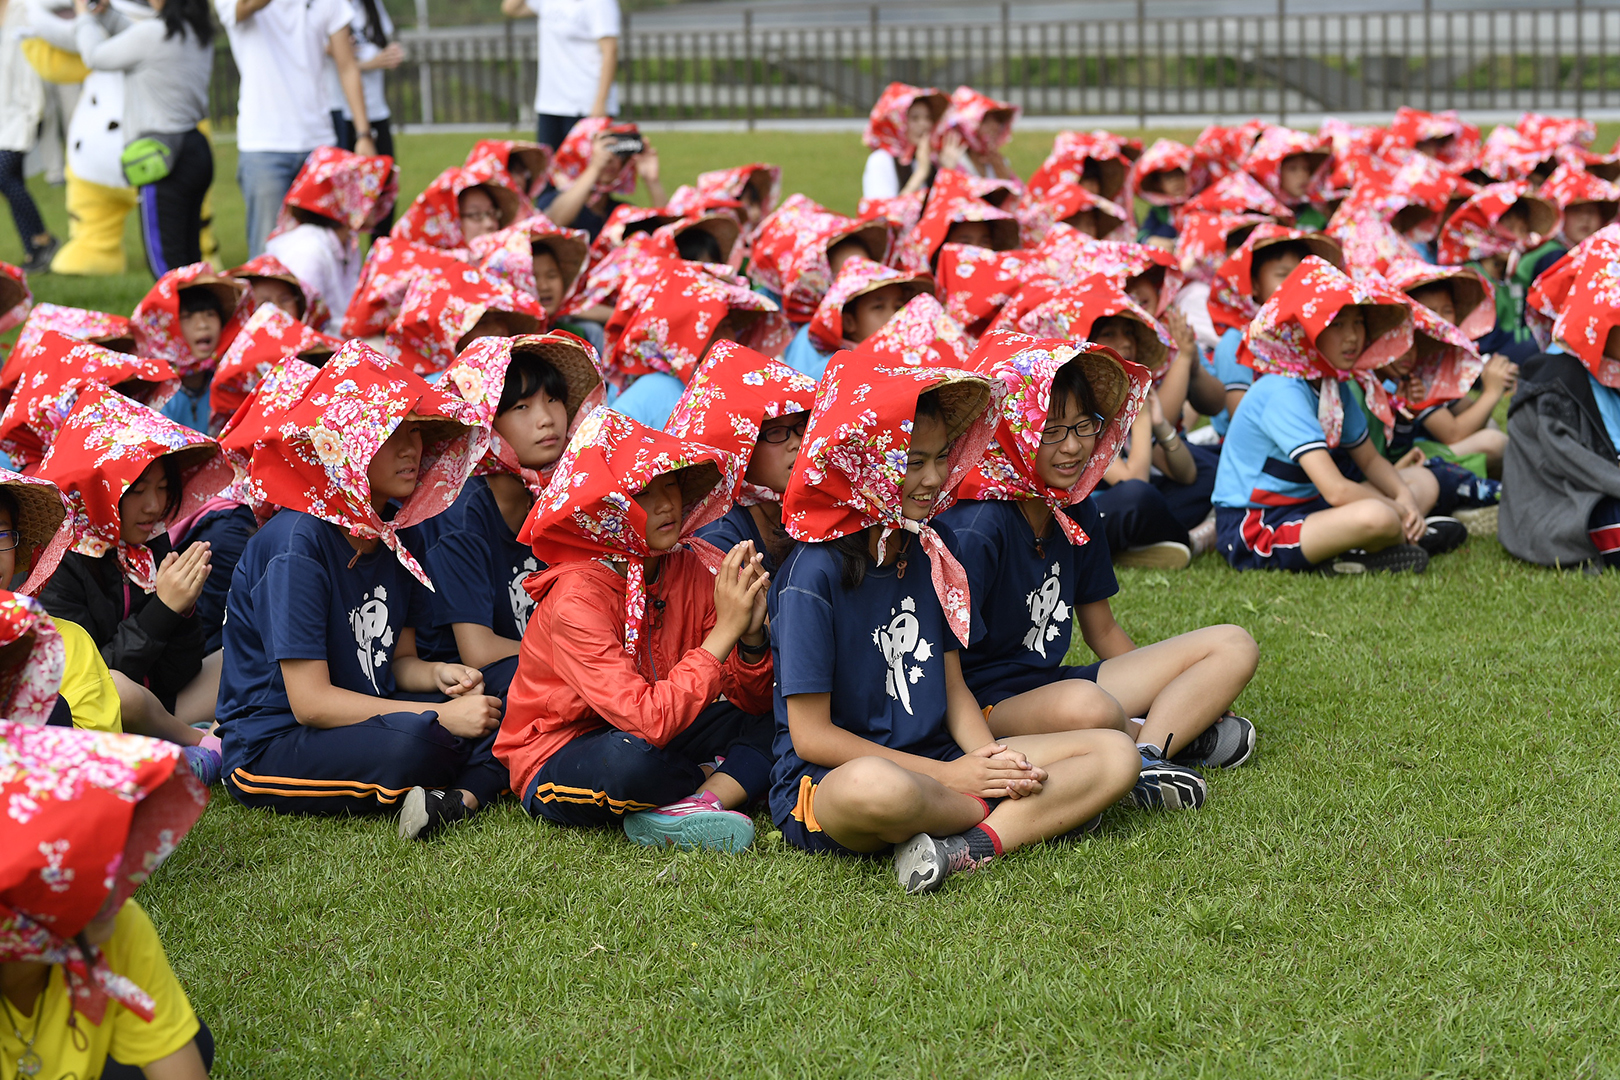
[549,117,641,198]
[8,305,135,378]
[748,194,892,322]
[244,341,486,588]
[957,331,1150,546]
[935,85,1019,155]
[1389,107,1482,173]
[606,257,782,386]
[0,721,208,1025]
[1013,274,1176,381]
[0,261,31,336]
[1388,283,1488,411]
[37,385,232,591]
[694,163,783,221]
[1331,151,1462,244]
[1437,180,1559,265]
[465,138,554,200]
[227,254,331,331]
[1480,125,1559,183]
[392,161,526,250]
[1517,112,1595,153]
[1384,258,1496,341]
[1192,119,1267,181]
[1173,210,1276,284]
[1131,138,1206,207]
[844,293,973,370]
[387,266,545,376]
[519,407,739,655]
[665,340,818,506]
[1028,231,1183,313]
[901,170,1020,272]
[469,216,592,312]
[0,590,65,724]
[1026,130,1142,205]
[864,82,949,164]
[131,264,252,377]
[1539,162,1620,229]
[1242,126,1332,208]
[209,303,339,430]
[342,238,473,339]
[216,357,323,523]
[1549,226,1620,388]
[808,257,935,352]
[1025,182,1130,244]
[1208,225,1344,335]
[270,146,398,240]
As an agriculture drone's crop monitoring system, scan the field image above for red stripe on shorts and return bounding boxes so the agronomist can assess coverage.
[1241,508,1307,558]
[1591,524,1620,554]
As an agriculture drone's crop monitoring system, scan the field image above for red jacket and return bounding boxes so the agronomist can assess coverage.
[496,550,774,799]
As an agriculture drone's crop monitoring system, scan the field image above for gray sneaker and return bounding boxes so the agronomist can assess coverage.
[1171,714,1256,770]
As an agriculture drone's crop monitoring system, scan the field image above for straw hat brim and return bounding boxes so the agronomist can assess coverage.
[0,480,66,555]
[184,274,247,320]
[1355,301,1411,346]
[0,277,25,315]
[476,183,526,231]
[1097,158,1128,203]
[1056,344,1132,424]
[1402,266,1489,328]
[1120,311,1168,373]
[673,461,723,519]
[1517,194,1560,240]
[403,411,471,451]
[676,216,742,263]
[835,220,894,266]
[848,272,937,308]
[508,333,604,422]
[532,233,590,292]
[924,374,994,447]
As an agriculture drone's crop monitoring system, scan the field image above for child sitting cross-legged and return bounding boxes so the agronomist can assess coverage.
[780,256,935,379]
[769,343,1141,895]
[943,332,1258,799]
[497,409,776,853]
[1212,257,1433,573]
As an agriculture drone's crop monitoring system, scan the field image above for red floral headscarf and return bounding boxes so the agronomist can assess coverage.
[465,138,554,200]
[606,257,781,385]
[227,254,331,331]
[519,407,739,655]
[864,82,949,164]
[216,356,323,522]
[748,194,892,322]
[0,332,179,471]
[37,386,231,590]
[1539,162,1620,224]
[1549,226,1620,388]
[1027,182,1130,243]
[1192,119,1267,181]
[1131,138,1206,207]
[1479,125,1558,183]
[935,85,1019,155]
[1389,107,1482,173]
[1181,169,1296,223]
[901,170,1020,272]
[270,146,398,240]
[1522,225,1620,350]
[0,590,63,723]
[808,257,935,352]
[1173,210,1276,284]
[1208,225,1344,335]
[440,331,605,488]
[781,343,1002,643]
[937,244,1039,337]
[1386,284,1488,411]
[1384,258,1496,341]
[8,305,135,380]
[589,203,681,260]
[469,216,592,312]
[665,340,818,506]
[1437,180,1559,265]
[1517,111,1595,153]
[1325,208,1428,282]
[1014,274,1176,381]
[694,163,783,222]
[131,264,251,378]
[858,191,926,239]
[209,303,339,430]
[1027,130,1142,204]
[1028,230,1183,313]
[558,233,659,320]
[1331,151,1462,244]
[341,238,472,339]
[1242,126,1332,208]
[0,721,208,1025]
[1240,257,1413,447]
[392,162,526,251]
[957,331,1149,546]
[245,341,484,587]
[0,261,31,336]
[844,293,972,370]
[0,469,72,595]
[549,117,641,199]
[387,266,544,376]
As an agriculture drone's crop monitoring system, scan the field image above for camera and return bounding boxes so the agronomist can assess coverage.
[606,133,646,158]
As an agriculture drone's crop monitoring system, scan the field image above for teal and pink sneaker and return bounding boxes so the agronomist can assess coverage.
[623,791,755,853]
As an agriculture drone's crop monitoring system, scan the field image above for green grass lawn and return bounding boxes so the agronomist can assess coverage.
[5,125,1620,1077]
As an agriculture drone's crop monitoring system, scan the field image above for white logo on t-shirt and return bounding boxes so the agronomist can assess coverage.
[1022,562,1070,658]
[349,585,394,693]
[873,596,934,715]
[509,556,540,633]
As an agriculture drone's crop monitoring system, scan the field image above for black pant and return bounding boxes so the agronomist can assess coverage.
[1093,479,1191,551]
[138,129,213,277]
[331,113,396,237]
[0,149,46,251]
[104,1019,214,1077]
[1152,442,1221,530]
[537,113,586,152]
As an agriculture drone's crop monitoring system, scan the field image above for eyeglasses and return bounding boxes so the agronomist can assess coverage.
[1039,414,1106,444]
[758,420,806,444]
[0,530,19,552]
[461,209,501,224]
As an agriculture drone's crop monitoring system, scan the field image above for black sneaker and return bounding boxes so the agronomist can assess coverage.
[1324,544,1429,575]
[1417,516,1468,555]
[1171,714,1256,770]
[21,235,59,274]
[1053,812,1105,842]
[1130,749,1208,810]
[397,787,473,841]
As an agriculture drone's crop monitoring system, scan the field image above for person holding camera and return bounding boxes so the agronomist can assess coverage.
[537,116,663,243]
[503,0,620,152]
[71,0,213,277]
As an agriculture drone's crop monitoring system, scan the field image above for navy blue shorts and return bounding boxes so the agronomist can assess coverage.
[972,662,1105,709]
[774,751,999,857]
[1215,498,1331,572]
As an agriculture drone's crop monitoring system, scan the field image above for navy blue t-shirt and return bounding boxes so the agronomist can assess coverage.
[940,498,1118,704]
[697,504,792,575]
[766,534,963,825]
[426,477,543,643]
[179,502,258,655]
[217,509,434,768]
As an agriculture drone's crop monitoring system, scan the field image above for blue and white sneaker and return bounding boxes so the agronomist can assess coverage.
[1171,714,1257,770]
[623,791,755,853]
[1129,747,1207,810]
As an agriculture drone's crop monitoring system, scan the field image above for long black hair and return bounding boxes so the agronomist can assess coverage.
[356,0,389,48]
[162,0,214,46]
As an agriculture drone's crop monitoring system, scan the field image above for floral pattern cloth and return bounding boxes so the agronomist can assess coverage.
[1386,279,1488,411]
[465,138,554,200]
[1331,151,1462,244]
[1479,125,1558,183]
[957,331,1149,545]
[1240,256,1413,447]
[1172,210,1277,284]
[0,589,65,724]
[748,194,891,322]
[549,117,643,199]
[1023,182,1130,244]
[1192,119,1267,181]
[1549,225,1620,388]
[216,357,323,521]
[589,203,682,261]
[1027,130,1141,205]
[558,233,660,321]
[209,303,339,429]
[387,266,544,376]
[1516,111,1595,153]
[269,146,398,240]
[665,340,818,506]
[1437,180,1558,265]
[1012,274,1176,381]
[227,254,332,331]
[936,244,1040,337]
[780,341,1002,644]
[1388,107,1482,174]
[37,385,231,591]
[1241,126,1332,208]
[1538,162,1620,219]
[1027,230,1183,312]
[130,264,251,378]
[520,407,739,655]
[936,85,1019,155]
[607,257,782,386]
[1207,225,1344,334]
[244,341,485,588]
[1326,208,1430,282]
[0,332,179,471]
[1131,138,1206,207]
[844,293,972,370]
[808,256,935,352]
[0,720,208,1025]
[341,238,473,339]
[470,217,592,311]
[1384,258,1496,341]
[0,261,31,336]
[693,163,783,222]
[900,170,1020,272]
[0,468,72,595]
[392,161,525,251]
[441,331,605,487]
[864,82,948,164]
[8,306,135,386]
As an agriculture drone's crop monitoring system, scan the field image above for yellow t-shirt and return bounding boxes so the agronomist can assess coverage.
[0,900,199,1077]
[52,617,121,733]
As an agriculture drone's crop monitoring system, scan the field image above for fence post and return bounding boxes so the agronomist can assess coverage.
[1137,0,1146,128]
[1423,0,1433,111]
[414,0,433,128]
[745,8,755,131]
[1575,0,1585,119]
[1276,0,1285,125]
[870,5,880,107]
[1001,2,1011,101]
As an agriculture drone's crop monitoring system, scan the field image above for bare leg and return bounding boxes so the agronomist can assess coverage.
[699,772,747,809]
[1094,626,1259,753]
[172,650,223,728]
[1448,428,1508,478]
[1298,500,1403,563]
[811,757,989,853]
[110,671,203,746]
[985,680,1126,739]
[1398,465,1439,515]
[980,730,1140,850]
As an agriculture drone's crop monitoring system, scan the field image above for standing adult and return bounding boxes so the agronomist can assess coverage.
[501,0,620,152]
[214,0,375,258]
[326,0,401,238]
[0,0,56,271]
[73,0,213,277]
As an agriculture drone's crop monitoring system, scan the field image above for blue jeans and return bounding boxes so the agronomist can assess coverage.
[237,150,310,257]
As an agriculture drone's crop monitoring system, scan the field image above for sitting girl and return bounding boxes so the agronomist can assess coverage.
[497,409,775,853]
[1242,127,1332,230]
[538,119,666,242]
[388,267,543,376]
[0,722,215,1079]
[666,341,818,574]
[861,82,949,200]
[769,344,1141,895]
[1132,138,1204,246]
[392,161,522,250]
[217,343,503,840]
[132,266,249,435]
[936,85,1019,180]
[782,256,934,379]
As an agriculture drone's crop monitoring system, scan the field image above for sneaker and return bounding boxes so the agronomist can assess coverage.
[1129,750,1207,810]
[1323,544,1429,575]
[1053,812,1105,842]
[1171,714,1256,770]
[1455,504,1498,537]
[1418,516,1468,556]
[1115,540,1192,570]
[181,743,221,786]
[21,235,59,274]
[622,791,754,853]
[398,787,473,841]
[1188,518,1217,558]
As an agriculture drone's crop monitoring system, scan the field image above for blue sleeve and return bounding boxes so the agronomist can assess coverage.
[1067,500,1119,606]
[1337,382,1370,448]
[427,528,496,629]
[696,512,747,554]
[780,323,833,380]
[772,556,837,697]
[939,506,995,648]
[183,507,256,654]
[1258,383,1330,460]
[1214,329,1252,389]
[610,372,687,431]
[259,552,333,663]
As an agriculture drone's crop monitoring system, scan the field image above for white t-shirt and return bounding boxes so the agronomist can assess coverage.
[534,0,619,118]
[215,0,354,153]
[264,223,358,334]
[861,150,901,201]
[325,2,393,122]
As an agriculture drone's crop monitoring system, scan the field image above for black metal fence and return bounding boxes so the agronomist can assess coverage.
[206,3,1620,133]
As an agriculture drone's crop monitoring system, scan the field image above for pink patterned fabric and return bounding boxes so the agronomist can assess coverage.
[8,306,135,382]
[937,244,1040,337]
[748,194,892,322]
[392,161,527,250]
[1331,151,1462,243]
[216,356,323,521]
[1437,180,1558,265]
[1388,107,1482,174]
[209,303,339,429]
[1516,111,1595,153]
[1326,208,1429,281]
[1131,138,1206,207]
[0,590,64,725]
[1549,226,1620,388]
[130,264,251,377]
[0,261,31,336]
[1479,125,1557,183]
[0,468,72,595]
[808,257,935,352]
[1387,283,1488,411]
[244,341,485,587]
[0,721,208,1025]
[1192,119,1267,181]
[37,386,231,591]
[270,146,398,239]
[465,138,554,200]
[227,254,331,331]
[342,238,474,339]
[469,216,592,311]
[1012,274,1176,381]
[1027,130,1142,204]
[1384,259,1497,341]
[1026,182,1130,243]
[1208,225,1344,334]
[901,170,1020,272]
[518,407,739,655]
[1242,126,1332,208]
[605,257,781,385]
[1539,162,1620,221]
[549,117,642,198]
[864,82,949,164]
[387,266,544,376]
[1173,210,1277,284]
[846,293,972,370]
[694,163,782,220]
[935,85,1019,155]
